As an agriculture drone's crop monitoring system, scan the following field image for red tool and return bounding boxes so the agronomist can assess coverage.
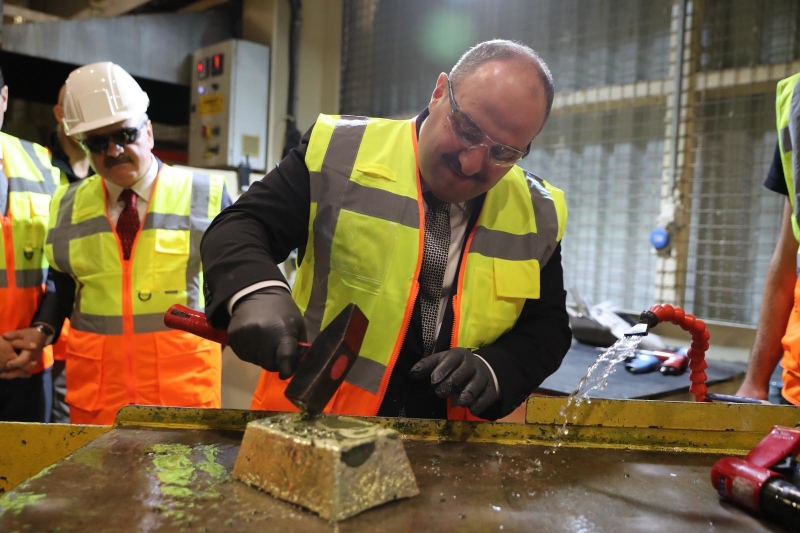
[164,303,369,415]
[651,350,689,376]
[625,304,710,401]
[624,349,689,375]
[711,425,800,529]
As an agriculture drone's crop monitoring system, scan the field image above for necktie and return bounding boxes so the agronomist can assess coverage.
[0,165,7,216]
[116,189,139,260]
[419,192,451,356]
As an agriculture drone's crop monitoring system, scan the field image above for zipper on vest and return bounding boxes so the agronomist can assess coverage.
[375,279,420,413]
[450,221,477,350]
[122,259,136,404]
[450,294,460,349]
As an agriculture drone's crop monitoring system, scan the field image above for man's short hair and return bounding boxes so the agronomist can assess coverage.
[0,66,5,88]
[449,40,555,123]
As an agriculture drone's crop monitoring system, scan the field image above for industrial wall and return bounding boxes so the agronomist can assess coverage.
[340,0,800,327]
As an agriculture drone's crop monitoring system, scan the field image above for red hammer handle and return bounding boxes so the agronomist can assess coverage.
[164,304,229,345]
[164,304,313,356]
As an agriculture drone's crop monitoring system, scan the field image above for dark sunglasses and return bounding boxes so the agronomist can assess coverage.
[80,123,146,154]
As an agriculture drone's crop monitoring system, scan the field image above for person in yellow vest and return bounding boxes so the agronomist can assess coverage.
[201,40,571,421]
[736,72,800,406]
[41,62,232,425]
[0,65,62,422]
[44,84,91,423]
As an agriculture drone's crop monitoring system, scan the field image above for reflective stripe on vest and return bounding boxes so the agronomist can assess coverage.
[254,113,567,414]
[0,132,60,373]
[776,73,800,272]
[45,165,225,334]
[44,165,225,422]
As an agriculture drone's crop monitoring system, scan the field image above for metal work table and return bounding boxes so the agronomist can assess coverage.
[2,399,798,532]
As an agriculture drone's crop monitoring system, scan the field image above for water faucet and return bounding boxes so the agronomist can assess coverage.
[623,304,711,402]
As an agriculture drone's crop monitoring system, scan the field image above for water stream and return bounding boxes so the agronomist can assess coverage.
[548,335,644,452]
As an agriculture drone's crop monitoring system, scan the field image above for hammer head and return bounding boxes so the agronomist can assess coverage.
[285,304,369,415]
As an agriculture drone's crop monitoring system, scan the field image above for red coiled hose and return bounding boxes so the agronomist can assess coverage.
[642,304,711,402]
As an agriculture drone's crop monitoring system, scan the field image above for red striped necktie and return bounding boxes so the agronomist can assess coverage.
[116,189,139,260]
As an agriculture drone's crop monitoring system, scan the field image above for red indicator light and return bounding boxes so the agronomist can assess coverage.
[211,54,224,76]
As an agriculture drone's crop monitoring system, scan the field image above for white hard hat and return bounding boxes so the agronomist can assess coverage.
[62,61,149,136]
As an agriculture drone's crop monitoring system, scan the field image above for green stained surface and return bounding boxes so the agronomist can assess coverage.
[152,443,194,488]
[148,443,230,525]
[0,492,47,516]
[198,446,228,481]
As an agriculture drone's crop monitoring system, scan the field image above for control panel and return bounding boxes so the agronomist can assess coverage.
[188,39,269,172]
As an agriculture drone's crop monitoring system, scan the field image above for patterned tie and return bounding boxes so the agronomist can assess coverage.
[419,192,451,356]
[0,165,7,216]
[116,189,139,260]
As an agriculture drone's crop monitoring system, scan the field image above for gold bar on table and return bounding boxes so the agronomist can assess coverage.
[232,413,419,521]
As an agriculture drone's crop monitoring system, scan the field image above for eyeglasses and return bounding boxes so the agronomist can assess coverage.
[446,75,530,167]
[80,123,146,154]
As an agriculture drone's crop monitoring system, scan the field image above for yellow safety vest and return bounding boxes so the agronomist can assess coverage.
[44,164,227,424]
[776,73,800,404]
[777,73,800,249]
[0,131,60,374]
[251,114,567,418]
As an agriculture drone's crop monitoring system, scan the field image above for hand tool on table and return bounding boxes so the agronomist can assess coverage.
[164,303,368,415]
[711,424,800,530]
[624,352,662,374]
[623,349,689,375]
[705,393,772,405]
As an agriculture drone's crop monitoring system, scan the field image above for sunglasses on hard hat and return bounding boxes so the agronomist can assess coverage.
[80,123,146,154]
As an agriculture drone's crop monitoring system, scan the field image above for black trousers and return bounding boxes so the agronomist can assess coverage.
[0,367,52,422]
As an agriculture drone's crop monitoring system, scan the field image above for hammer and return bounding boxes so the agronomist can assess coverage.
[164,303,369,416]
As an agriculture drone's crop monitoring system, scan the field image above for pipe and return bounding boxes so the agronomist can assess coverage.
[668,0,688,191]
[633,303,711,402]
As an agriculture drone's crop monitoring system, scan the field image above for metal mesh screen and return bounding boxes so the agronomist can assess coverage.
[525,106,666,312]
[340,0,800,325]
[684,0,800,323]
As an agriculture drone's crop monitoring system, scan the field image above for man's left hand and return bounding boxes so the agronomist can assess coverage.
[0,328,47,379]
[410,348,499,416]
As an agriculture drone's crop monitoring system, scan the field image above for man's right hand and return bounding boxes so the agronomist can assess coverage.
[228,286,306,379]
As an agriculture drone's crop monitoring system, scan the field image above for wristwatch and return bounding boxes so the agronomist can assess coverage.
[33,323,55,346]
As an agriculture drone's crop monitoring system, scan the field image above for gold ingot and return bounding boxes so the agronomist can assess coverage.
[232,414,419,521]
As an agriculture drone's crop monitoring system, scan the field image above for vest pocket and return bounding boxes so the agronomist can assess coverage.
[154,331,220,407]
[494,258,540,300]
[331,210,397,287]
[64,334,104,412]
[28,193,50,218]
[464,260,539,346]
[152,230,190,291]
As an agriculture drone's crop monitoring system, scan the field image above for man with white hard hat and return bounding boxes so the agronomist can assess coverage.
[40,62,232,425]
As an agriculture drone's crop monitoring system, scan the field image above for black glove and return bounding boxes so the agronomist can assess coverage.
[409,348,499,416]
[228,286,306,379]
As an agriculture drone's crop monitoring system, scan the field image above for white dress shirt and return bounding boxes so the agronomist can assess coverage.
[104,157,158,226]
